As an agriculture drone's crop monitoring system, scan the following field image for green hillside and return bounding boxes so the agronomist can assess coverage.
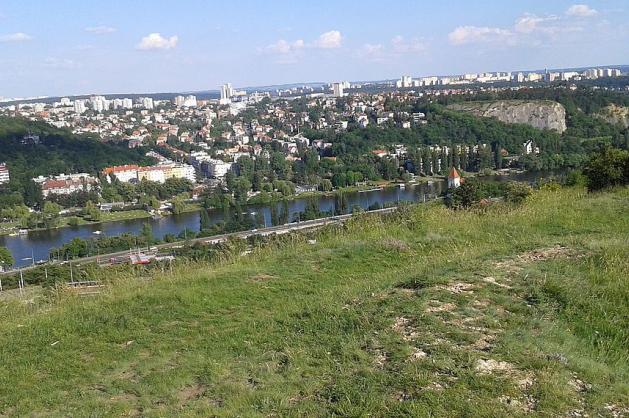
[0,187,628,417]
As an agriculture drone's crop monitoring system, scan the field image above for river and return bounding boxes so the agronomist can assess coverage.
[0,171,563,268]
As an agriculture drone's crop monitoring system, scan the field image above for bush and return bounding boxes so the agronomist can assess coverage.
[446,181,481,209]
[582,147,629,191]
[504,181,533,204]
[565,170,587,187]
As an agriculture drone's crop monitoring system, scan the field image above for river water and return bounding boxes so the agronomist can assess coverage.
[0,171,562,267]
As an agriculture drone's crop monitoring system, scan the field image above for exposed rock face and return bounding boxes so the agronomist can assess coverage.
[595,104,629,128]
[449,100,567,133]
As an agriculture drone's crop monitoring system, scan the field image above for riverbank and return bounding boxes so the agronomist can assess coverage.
[0,209,153,237]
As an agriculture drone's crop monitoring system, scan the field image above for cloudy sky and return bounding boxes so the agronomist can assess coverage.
[0,0,627,97]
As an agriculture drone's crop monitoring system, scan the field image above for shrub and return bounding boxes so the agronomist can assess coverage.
[565,170,587,187]
[582,147,629,191]
[504,181,533,204]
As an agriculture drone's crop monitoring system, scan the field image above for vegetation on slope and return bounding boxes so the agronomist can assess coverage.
[0,186,627,416]
[0,117,151,207]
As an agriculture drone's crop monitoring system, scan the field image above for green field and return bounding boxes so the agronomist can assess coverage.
[0,187,627,417]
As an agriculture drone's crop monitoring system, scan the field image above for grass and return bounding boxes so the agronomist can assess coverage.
[0,187,627,417]
[100,209,152,223]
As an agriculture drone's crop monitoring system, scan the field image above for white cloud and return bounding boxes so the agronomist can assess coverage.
[43,57,80,69]
[566,4,598,17]
[357,43,385,61]
[514,14,559,33]
[391,35,426,53]
[136,33,178,50]
[0,32,32,42]
[448,26,513,45]
[85,26,116,34]
[261,39,305,54]
[314,30,342,49]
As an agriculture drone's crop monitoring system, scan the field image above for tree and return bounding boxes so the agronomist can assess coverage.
[319,179,333,192]
[83,201,101,221]
[199,209,211,231]
[446,181,481,209]
[171,196,185,215]
[582,147,629,191]
[0,247,14,269]
[42,201,62,228]
[140,222,154,246]
[334,192,349,215]
[504,182,532,204]
[233,178,252,204]
[270,203,279,226]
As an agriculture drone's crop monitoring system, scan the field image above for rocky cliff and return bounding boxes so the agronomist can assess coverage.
[595,104,629,128]
[449,100,567,133]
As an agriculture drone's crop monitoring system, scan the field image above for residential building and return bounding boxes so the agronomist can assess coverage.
[220,83,233,105]
[102,165,140,183]
[332,82,345,98]
[0,163,9,184]
[33,173,99,197]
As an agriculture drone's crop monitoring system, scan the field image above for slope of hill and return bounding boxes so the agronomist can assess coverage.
[0,187,627,416]
[448,100,567,133]
[0,117,151,187]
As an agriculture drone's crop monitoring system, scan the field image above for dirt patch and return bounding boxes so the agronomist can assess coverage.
[569,376,592,393]
[476,359,535,392]
[425,300,457,313]
[177,382,206,404]
[373,348,388,368]
[495,245,580,273]
[110,392,139,402]
[392,316,418,341]
[604,404,629,418]
[249,274,276,282]
[437,282,475,294]
[382,238,411,252]
[422,382,444,391]
[482,276,513,289]
[472,334,496,352]
[499,394,537,413]
[475,359,515,374]
[411,348,428,360]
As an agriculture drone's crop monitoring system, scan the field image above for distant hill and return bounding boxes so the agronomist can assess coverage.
[0,186,627,416]
[0,117,152,184]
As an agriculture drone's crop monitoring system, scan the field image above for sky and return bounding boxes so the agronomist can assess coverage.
[0,0,628,98]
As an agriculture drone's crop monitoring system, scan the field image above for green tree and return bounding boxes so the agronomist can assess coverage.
[171,196,185,215]
[83,201,101,222]
[504,182,532,204]
[42,201,62,228]
[582,147,629,191]
[319,179,333,192]
[140,222,154,246]
[446,181,481,209]
[199,209,211,231]
[0,246,14,269]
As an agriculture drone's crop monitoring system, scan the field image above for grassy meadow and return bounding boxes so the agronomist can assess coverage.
[0,186,627,417]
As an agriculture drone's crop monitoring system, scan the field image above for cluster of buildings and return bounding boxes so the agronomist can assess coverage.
[101,160,196,184]
[1,65,625,205]
[395,67,624,87]
[33,173,99,198]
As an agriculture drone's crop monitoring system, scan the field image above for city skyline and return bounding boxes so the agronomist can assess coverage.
[1,0,628,97]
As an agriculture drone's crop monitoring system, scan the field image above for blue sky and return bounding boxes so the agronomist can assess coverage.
[0,0,627,97]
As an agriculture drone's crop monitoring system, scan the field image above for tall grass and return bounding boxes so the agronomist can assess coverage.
[0,186,627,416]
